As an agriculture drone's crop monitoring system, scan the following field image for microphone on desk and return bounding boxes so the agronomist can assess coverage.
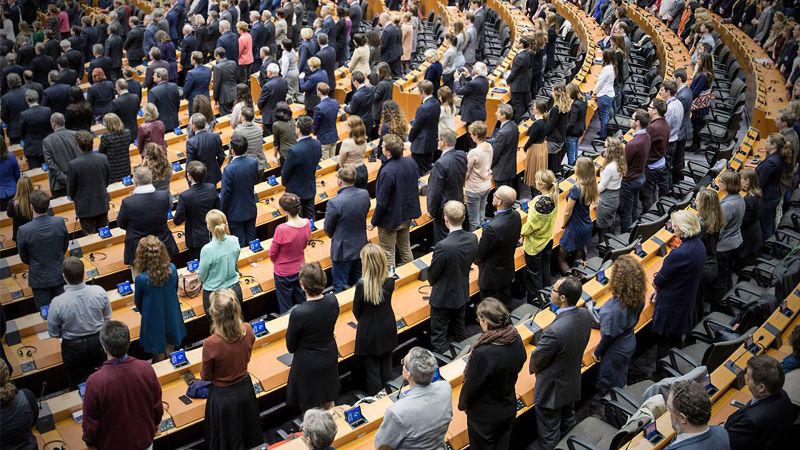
[38,381,47,410]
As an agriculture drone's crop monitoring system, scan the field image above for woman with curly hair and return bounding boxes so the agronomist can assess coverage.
[142,143,173,192]
[592,255,646,392]
[376,100,408,156]
[133,236,186,361]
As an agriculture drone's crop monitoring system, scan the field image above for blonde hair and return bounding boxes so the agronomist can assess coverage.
[552,83,572,114]
[360,244,388,305]
[206,209,229,241]
[143,143,171,182]
[346,116,367,145]
[696,189,724,234]
[301,27,313,40]
[603,137,627,177]
[535,169,559,205]
[103,112,124,133]
[11,176,34,221]
[671,210,701,238]
[143,103,159,122]
[308,56,321,70]
[740,168,762,198]
[209,289,246,343]
[574,157,599,204]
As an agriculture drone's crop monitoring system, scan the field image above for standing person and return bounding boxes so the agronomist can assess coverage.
[337,116,369,189]
[374,347,453,449]
[596,137,625,242]
[476,186,522,305]
[491,104,520,190]
[324,167,371,293]
[422,49,442,96]
[286,263,340,411]
[738,169,763,271]
[117,167,179,265]
[198,209,242,313]
[133,236,186,361]
[234,108,269,174]
[666,381,731,450]
[17,190,68,308]
[236,21,253,81]
[371,63,394,137]
[521,169,559,302]
[174,162,220,261]
[0,359,38,450]
[379,13,402,78]
[299,57,328,115]
[315,33,337,87]
[42,112,80,197]
[465,121,493,231]
[673,68,693,184]
[459,298,526,450]
[529,276,593,450]
[506,37,533,122]
[271,102,297,165]
[438,87,456,134]
[98,112,132,183]
[279,38,300,102]
[371,134,422,272]
[270,194,311,313]
[427,129,467,242]
[201,290,263,450]
[221,135,260,247]
[183,52,212,115]
[345,71,374,138]
[257,63,288,136]
[524,99,549,192]
[544,83,571,176]
[282,115,322,220]
[455,62,489,142]
[137,103,166,155]
[651,210,706,358]
[353,244,398,395]
[619,109,651,232]
[689,53,714,153]
[81,321,163,450]
[710,171,745,308]
[661,80,684,188]
[558,157,598,275]
[592,256,646,392]
[18,89,51,169]
[565,83,587,167]
[212,47,239,114]
[428,201,479,355]
[694,188,723,323]
[47,257,111,389]
[594,48,616,141]
[408,80,441,175]
[6,177,33,242]
[0,139,20,211]
[67,131,111,235]
[757,132,791,239]
[312,83,339,160]
[147,68,180,131]
[641,98,670,215]
[186,113,226,185]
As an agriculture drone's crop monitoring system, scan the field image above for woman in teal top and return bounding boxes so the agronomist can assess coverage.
[134,236,187,361]
[199,209,242,314]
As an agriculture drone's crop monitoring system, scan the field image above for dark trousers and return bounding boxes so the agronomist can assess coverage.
[362,352,393,395]
[510,91,531,122]
[331,259,362,293]
[300,197,315,220]
[61,332,105,389]
[480,286,511,307]
[619,176,645,232]
[128,58,143,67]
[51,188,66,198]
[761,196,780,240]
[388,58,401,79]
[26,154,44,169]
[430,305,466,355]
[710,247,738,308]
[32,284,64,308]
[640,165,669,216]
[79,213,109,236]
[229,217,257,247]
[525,242,552,303]
[433,217,448,244]
[468,416,514,450]
[202,282,244,315]
[274,273,305,314]
[547,150,564,176]
[671,140,686,184]
[412,152,433,176]
[186,246,202,261]
[533,403,576,450]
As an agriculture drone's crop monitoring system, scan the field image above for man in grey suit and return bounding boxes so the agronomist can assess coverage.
[323,166,371,293]
[529,276,592,450]
[212,47,239,114]
[491,104,520,189]
[67,131,111,235]
[17,190,69,308]
[43,112,80,197]
[665,380,730,450]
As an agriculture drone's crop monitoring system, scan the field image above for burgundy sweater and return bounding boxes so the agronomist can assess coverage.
[646,117,670,163]
[82,356,163,450]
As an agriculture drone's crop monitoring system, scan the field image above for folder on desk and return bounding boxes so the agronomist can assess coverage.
[278,353,294,367]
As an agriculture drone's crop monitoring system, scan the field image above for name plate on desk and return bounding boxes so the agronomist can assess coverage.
[396,318,407,330]
[319,192,328,199]
[169,349,189,368]
[277,353,294,367]
[21,360,37,373]
[253,380,264,395]
[250,284,263,295]
[98,227,112,239]
[252,319,268,337]
[122,175,133,186]
[172,162,183,172]
[159,417,176,433]
[267,175,278,186]
[86,268,99,278]
[187,259,200,273]
[272,210,281,218]
[249,240,264,253]
[516,398,526,411]
[182,309,196,321]
[117,281,133,296]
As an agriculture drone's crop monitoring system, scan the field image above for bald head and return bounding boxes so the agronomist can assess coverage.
[494,186,516,209]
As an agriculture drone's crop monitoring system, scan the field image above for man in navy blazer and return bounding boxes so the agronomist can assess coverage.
[174,161,220,260]
[408,80,441,175]
[344,71,374,132]
[249,11,266,72]
[315,33,337,87]
[182,51,211,115]
[0,74,28,144]
[665,380,730,450]
[42,71,70,114]
[312,82,339,159]
[221,135,260,247]
[455,62,490,125]
[427,129,467,243]
[215,20,239,64]
[256,63,288,135]
[324,166,371,292]
[147,68,180,130]
[186,114,226,185]
[379,13,403,78]
[320,5,337,48]
[282,115,323,220]
[178,25,199,84]
[19,90,51,169]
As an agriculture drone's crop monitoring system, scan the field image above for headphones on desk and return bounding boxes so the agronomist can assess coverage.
[43,440,68,450]
[307,239,324,248]
[17,345,37,358]
[88,252,108,263]
[12,272,28,280]
[241,275,258,285]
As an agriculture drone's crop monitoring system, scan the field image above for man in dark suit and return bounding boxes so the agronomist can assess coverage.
[105,23,124,80]
[0,73,28,144]
[315,33,337,88]
[673,68,693,185]
[30,43,56,87]
[282,115,323,220]
[117,166,180,265]
[475,185,521,304]
[666,381,731,450]
[17,190,69,308]
[110,78,140,143]
[148,68,181,131]
[142,47,171,89]
[123,68,143,108]
[183,51,211,115]
[67,131,111,235]
[178,25,199,85]
[324,166,371,292]
[344,71,374,132]
[42,71,71,114]
[21,71,43,100]
[428,129,468,243]
[455,62,490,128]
[299,57,329,115]
[408,80,441,175]
[62,40,85,82]
[249,11,266,72]
[472,0,487,60]
[506,37,533,122]
[724,355,800,450]
[216,20,239,63]
[124,16,146,67]
[56,56,78,87]
[212,47,239,114]
[529,276,593,450]
[88,44,113,84]
[0,53,24,96]
[174,161,221,260]
[263,11,277,56]
[428,201,479,354]
[320,5,337,48]
[256,63,288,135]
[379,13,403,78]
[349,0,363,34]
[491,104,520,190]
[186,113,226,185]
[312,83,339,160]
[221,135,260,246]
[19,90,51,169]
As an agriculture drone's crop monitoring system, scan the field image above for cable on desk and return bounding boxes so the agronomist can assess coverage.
[307,238,324,248]
[12,271,28,279]
[417,284,432,295]
[241,275,258,285]
[88,252,108,263]
[43,439,68,450]
[17,345,37,357]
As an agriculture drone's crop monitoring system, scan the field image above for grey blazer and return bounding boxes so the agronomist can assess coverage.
[42,128,80,192]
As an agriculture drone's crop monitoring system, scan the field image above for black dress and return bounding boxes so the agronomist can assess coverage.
[286,293,340,410]
[98,129,132,183]
[353,278,398,356]
[737,193,763,271]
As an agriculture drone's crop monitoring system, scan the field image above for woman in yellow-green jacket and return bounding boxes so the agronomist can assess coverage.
[521,169,559,302]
